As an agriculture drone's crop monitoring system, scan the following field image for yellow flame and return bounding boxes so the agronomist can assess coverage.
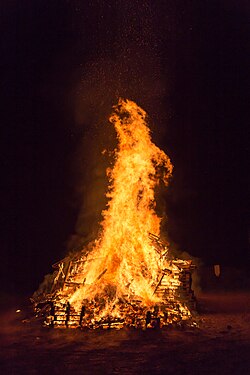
[68,99,173,312]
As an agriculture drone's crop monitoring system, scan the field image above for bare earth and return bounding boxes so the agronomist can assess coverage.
[1,292,250,374]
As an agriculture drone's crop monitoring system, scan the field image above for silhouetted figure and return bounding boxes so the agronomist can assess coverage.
[146,311,151,327]
[156,317,161,329]
[164,312,168,324]
[50,302,55,327]
[79,305,85,326]
[65,302,70,328]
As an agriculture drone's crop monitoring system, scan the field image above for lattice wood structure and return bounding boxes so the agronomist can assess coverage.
[33,235,197,329]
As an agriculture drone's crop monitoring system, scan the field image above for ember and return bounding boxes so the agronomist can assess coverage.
[33,99,197,329]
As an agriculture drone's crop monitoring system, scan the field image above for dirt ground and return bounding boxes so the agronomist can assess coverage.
[1,292,250,375]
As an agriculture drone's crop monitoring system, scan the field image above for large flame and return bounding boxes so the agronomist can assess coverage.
[33,98,196,328]
[68,99,173,312]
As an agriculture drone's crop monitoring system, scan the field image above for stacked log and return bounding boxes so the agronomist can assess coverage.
[34,235,197,329]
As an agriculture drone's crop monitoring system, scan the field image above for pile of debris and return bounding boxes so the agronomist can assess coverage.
[32,234,197,330]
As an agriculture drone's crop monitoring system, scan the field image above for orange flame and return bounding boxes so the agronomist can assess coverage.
[68,99,173,313]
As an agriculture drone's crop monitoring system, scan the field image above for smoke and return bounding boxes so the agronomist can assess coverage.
[32,272,57,301]
[67,1,171,251]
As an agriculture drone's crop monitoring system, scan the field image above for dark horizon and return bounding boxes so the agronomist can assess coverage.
[1,0,249,296]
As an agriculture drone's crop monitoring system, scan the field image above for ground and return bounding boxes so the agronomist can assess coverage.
[1,292,250,374]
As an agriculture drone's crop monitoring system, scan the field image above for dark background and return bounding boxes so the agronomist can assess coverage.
[1,0,249,296]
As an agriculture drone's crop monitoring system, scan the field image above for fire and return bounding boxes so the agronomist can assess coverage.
[70,99,173,307]
[33,99,196,329]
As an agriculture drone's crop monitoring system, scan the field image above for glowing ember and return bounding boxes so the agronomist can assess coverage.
[33,99,196,329]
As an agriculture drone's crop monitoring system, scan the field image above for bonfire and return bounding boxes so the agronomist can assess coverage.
[33,99,196,329]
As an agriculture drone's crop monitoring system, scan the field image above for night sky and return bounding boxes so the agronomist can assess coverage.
[1,1,249,296]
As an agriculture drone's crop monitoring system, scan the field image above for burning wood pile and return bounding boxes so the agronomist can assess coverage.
[33,99,197,329]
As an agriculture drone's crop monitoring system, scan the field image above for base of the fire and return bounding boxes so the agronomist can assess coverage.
[32,235,198,330]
